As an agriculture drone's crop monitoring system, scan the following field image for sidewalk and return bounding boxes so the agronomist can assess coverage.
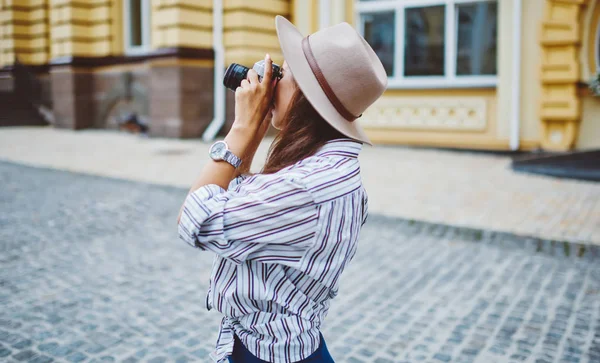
[1,126,599,245]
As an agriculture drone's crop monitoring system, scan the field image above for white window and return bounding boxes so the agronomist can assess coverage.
[357,0,498,88]
[124,0,151,54]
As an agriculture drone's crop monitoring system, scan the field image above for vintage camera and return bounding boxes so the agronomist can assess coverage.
[223,60,282,91]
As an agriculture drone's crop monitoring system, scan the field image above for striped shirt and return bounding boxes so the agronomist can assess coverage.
[178,138,368,363]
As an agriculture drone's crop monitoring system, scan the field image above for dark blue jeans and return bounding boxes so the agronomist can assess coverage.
[227,333,334,362]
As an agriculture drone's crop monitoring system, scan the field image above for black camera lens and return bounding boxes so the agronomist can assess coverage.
[223,63,250,91]
[223,61,282,91]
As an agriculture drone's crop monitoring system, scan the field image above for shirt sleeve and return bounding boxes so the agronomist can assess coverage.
[178,175,318,266]
[227,174,250,191]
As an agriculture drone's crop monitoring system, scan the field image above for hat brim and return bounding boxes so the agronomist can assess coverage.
[275,16,372,146]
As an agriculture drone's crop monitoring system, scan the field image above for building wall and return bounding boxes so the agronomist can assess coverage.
[152,0,212,50]
[223,0,290,67]
[346,0,535,150]
[362,88,503,149]
[1,0,596,148]
[579,94,600,149]
[50,0,117,58]
[292,0,318,36]
[0,0,50,66]
[519,0,545,144]
[577,0,600,150]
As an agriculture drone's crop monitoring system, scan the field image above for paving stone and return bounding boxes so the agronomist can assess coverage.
[0,345,11,358]
[29,355,54,363]
[12,350,38,361]
[66,352,87,363]
[1,162,600,363]
[433,353,452,362]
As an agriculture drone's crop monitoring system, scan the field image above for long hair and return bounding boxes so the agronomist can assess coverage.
[262,86,346,174]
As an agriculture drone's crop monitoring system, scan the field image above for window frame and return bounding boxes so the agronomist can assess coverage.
[356,0,498,89]
[123,0,151,55]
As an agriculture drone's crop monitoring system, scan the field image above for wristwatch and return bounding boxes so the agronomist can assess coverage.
[209,141,242,168]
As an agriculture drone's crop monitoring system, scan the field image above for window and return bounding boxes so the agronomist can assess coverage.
[124,0,151,54]
[357,0,498,88]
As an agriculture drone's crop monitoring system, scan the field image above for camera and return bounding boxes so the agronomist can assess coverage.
[223,60,282,91]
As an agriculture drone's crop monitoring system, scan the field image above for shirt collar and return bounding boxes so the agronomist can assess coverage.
[314,138,363,159]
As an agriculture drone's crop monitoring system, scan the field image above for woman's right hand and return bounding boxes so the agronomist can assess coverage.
[226,54,276,161]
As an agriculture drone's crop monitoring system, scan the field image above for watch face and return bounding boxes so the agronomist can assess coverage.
[210,142,227,160]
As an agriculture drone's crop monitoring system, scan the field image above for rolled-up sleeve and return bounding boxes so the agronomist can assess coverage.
[178,175,318,265]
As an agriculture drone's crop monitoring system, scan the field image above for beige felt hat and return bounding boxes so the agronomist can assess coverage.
[275,15,388,146]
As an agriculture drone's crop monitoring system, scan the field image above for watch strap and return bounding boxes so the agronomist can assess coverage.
[223,150,243,168]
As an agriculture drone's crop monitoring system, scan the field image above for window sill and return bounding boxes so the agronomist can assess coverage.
[386,77,498,89]
[124,47,153,56]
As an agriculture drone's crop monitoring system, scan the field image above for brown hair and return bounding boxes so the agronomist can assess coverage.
[261,86,346,174]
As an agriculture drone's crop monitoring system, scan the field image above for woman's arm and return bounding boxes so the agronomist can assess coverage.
[178,54,276,223]
[232,110,272,178]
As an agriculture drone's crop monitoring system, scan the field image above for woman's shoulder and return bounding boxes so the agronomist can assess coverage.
[233,154,363,204]
[280,155,364,204]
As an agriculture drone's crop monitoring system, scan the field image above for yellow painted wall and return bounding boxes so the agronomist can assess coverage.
[223,0,290,67]
[0,2,15,67]
[495,0,515,142]
[50,0,114,58]
[538,0,591,151]
[0,0,50,65]
[152,0,213,50]
[343,0,529,150]
[519,0,545,144]
[578,94,600,149]
[359,89,538,150]
[291,0,317,36]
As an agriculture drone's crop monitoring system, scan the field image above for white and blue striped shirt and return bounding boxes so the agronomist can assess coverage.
[178,139,369,362]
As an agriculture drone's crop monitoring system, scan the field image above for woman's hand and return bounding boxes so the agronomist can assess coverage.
[226,54,276,159]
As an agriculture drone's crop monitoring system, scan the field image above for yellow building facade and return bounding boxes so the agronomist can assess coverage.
[0,0,598,151]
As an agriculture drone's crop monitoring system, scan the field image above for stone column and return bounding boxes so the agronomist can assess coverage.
[50,67,94,130]
[147,1,214,138]
[148,58,214,138]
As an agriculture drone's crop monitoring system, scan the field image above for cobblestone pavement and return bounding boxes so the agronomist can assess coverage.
[0,128,599,245]
[1,161,599,363]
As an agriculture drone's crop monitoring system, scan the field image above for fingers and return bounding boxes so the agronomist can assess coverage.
[247,69,259,84]
[262,54,273,84]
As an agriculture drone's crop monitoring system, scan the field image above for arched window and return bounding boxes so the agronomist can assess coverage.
[596,20,600,69]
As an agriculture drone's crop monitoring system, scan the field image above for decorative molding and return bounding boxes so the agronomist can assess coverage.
[361,97,488,132]
[539,0,591,151]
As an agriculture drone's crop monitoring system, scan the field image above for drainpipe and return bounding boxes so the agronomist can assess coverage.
[510,0,522,151]
[319,0,331,30]
[202,0,224,142]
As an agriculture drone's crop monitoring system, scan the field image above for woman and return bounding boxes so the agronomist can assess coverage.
[178,16,387,362]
